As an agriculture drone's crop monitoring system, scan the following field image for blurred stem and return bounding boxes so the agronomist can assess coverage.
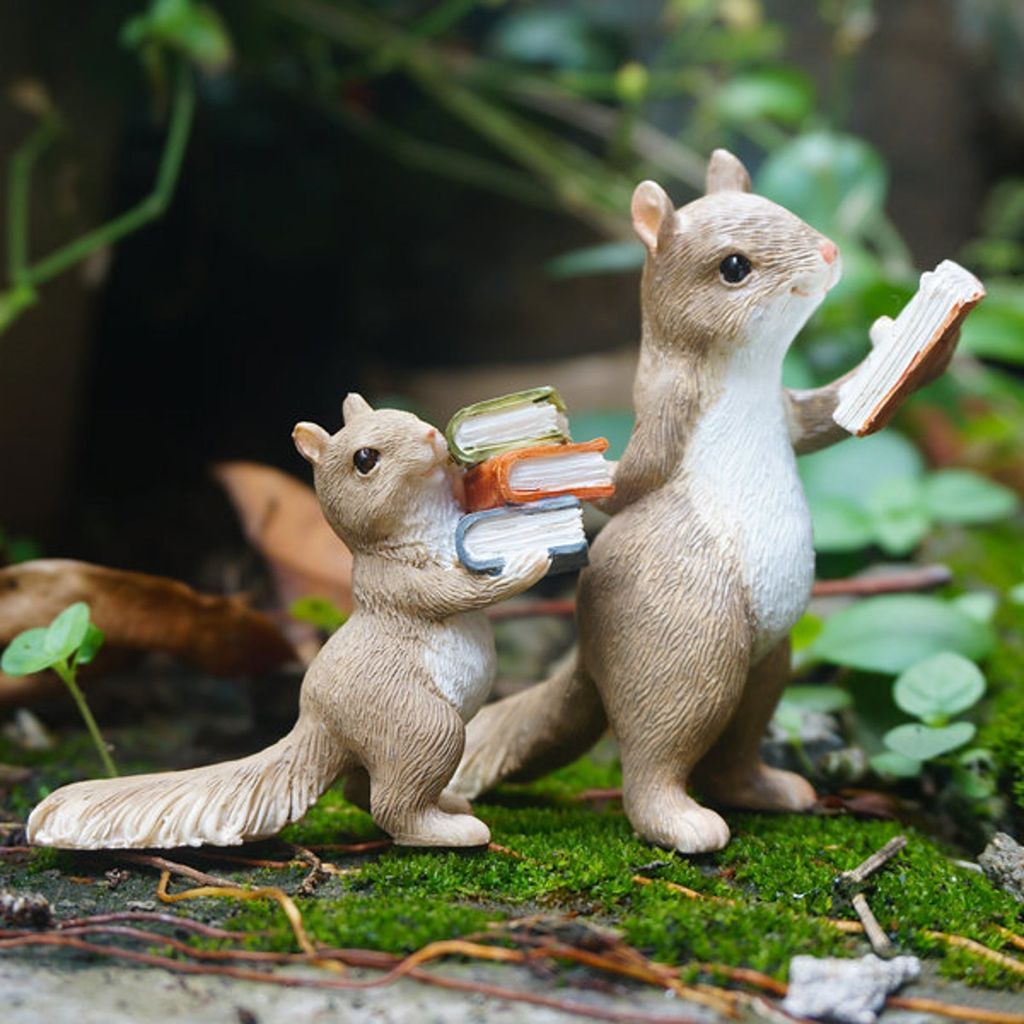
[870,211,915,277]
[27,60,195,287]
[276,0,636,237]
[0,59,196,337]
[337,104,556,210]
[52,661,119,778]
[7,113,62,287]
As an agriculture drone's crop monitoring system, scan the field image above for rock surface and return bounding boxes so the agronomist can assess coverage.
[979,832,1024,904]
[782,953,921,1024]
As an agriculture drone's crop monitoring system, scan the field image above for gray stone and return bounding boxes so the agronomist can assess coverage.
[781,954,921,1024]
[978,832,1024,903]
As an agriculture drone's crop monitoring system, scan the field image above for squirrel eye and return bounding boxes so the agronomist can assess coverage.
[353,448,381,474]
[719,253,752,284]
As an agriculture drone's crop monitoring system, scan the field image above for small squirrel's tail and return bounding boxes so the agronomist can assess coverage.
[27,717,349,849]
[448,650,608,800]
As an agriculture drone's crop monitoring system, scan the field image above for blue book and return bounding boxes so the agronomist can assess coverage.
[455,496,588,576]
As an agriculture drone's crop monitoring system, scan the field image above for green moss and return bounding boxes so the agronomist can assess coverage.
[227,892,501,955]
[198,763,1023,988]
[4,729,1022,990]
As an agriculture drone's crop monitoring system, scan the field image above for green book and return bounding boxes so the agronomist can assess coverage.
[445,386,570,466]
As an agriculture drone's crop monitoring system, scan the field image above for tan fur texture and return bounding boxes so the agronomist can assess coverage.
[451,149,945,853]
[28,398,549,850]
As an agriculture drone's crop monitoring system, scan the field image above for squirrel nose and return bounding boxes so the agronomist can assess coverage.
[819,240,838,265]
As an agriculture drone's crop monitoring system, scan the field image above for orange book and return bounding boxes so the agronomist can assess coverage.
[463,438,614,512]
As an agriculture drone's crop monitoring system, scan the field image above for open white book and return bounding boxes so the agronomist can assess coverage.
[833,260,985,436]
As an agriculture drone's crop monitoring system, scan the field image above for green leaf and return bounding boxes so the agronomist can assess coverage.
[864,477,930,555]
[780,685,852,714]
[870,750,922,779]
[1009,582,1024,605]
[799,432,924,508]
[1,628,53,676]
[810,595,994,674]
[923,469,1019,525]
[569,410,635,462]
[756,132,888,237]
[546,241,644,279]
[884,721,976,761]
[44,602,90,663]
[782,350,814,390]
[790,612,823,652]
[951,592,998,625]
[487,10,615,71]
[953,747,998,800]
[892,652,986,723]
[958,287,1024,364]
[289,597,347,634]
[808,496,876,552]
[75,623,106,667]
[122,0,232,73]
[714,67,815,127]
[773,704,804,740]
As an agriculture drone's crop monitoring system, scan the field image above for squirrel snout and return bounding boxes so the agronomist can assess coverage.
[819,240,838,265]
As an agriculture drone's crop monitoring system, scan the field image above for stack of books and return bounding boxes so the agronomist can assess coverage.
[446,387,615,576]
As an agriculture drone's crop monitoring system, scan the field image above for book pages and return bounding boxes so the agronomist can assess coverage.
[833,260,984,436]
[507,449,612,492]
[461,503,584,565]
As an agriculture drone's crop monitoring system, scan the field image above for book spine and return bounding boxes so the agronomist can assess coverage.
[455,497,587,576]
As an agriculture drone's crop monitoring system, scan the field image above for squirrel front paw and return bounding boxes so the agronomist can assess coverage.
[500,550,552,590]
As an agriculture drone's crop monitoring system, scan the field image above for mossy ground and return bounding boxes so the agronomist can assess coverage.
[179,756,1020,990]
[2,740,1023,996]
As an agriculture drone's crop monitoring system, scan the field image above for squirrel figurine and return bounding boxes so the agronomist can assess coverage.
[27,394,549,850]
[449,150,961,853]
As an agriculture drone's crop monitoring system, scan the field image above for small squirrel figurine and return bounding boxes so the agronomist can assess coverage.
[449,150,963,853]
[27,394,549,849]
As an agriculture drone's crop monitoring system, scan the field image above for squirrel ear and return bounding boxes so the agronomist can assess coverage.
[293,422,330,465]
[342,393,373,424]
[705,149,752,194]
[631,180,675,254]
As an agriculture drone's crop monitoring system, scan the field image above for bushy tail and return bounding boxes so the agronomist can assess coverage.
[448,650,607,800]
[27,717,349,849]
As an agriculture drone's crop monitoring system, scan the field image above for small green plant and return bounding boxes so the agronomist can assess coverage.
[1,602,117,777]
[871,651,986,778]
[289,596,348,633]
[799,433,1020,556]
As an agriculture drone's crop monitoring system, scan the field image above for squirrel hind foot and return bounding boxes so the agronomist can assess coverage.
[626,787,731,855]
[699,764,817,814]
[389,810,490,848]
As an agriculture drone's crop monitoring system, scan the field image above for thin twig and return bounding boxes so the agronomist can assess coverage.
[155,870,321,961]
[488,569,953,623]
[851,892,893,957]
[840,835,907,885]
[308,839,392,855]
[633,874,736,905]
[996,925,1024,952]
[488,599,576,622]
[58,910,256,940]
[923,931,1024,976]
[888,996,1024,1024]
[811,566,951,597]
[116,852,241,889]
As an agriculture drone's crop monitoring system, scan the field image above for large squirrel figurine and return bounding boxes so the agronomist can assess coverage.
[28,395,549,850]
[449,150,960,853]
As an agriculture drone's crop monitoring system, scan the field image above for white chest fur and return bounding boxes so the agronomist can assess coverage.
[423,611,497,721]
[414,478,498,721]
[684,339,815,662]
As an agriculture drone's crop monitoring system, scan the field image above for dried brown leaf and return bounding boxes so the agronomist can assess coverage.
[212,462,353,615]
[0,559,295,698]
